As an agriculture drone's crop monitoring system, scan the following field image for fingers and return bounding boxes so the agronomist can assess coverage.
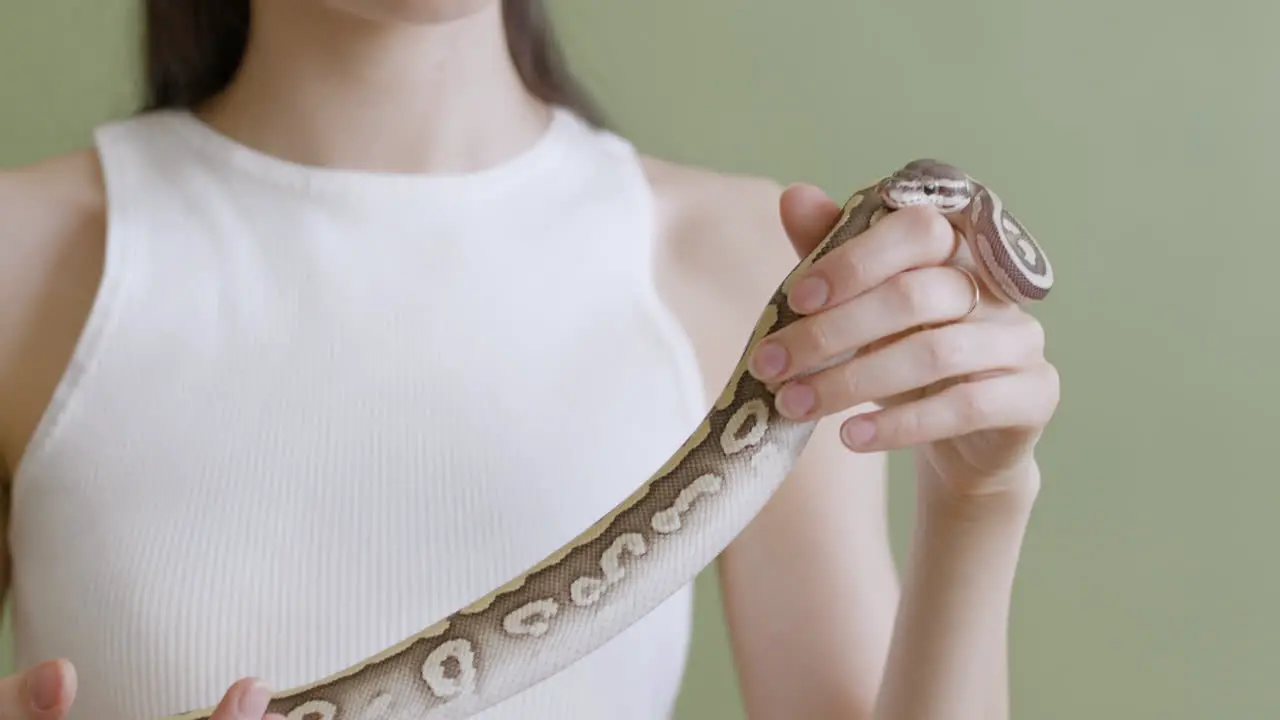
[784,204,959,314]
[748,265,979,384]
[0,663,286,720]
[778,183,845,258]
[946,230,1022,311]
[769,317,1046,422]
[0,659,78,720]
[837,362,1061,453]
[209,678,287,720]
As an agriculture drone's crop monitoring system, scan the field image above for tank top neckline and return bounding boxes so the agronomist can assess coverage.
[152,105,584,199]
[11,101,699,719]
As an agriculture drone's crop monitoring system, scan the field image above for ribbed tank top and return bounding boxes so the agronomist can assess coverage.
[8,107,708,719]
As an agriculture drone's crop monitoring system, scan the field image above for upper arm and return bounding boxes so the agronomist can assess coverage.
[646,160,898,718]
[0,150,107,597]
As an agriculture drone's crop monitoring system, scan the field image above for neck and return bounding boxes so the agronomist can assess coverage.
[197,2,551,175]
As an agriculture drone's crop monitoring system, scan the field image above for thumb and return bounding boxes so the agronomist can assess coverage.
[0,659,78,719]
[779,183,844,258]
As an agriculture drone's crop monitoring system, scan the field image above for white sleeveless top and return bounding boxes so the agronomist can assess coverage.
[8,107,708,719]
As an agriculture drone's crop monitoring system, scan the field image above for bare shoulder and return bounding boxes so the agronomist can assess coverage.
[0,149,105,217]
[639,155,799,392]
[641,155,796,305]
[0,148,108,472]
[0,149,106,273]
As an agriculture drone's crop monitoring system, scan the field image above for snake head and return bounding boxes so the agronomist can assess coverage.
[878,159,973,213]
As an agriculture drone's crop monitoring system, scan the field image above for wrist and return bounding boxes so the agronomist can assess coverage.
[918,460,1041,526]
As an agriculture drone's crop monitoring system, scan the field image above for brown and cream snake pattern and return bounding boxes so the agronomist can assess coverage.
[162,159,1052,720]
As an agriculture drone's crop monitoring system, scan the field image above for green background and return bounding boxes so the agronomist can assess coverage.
[3,1,1277,718]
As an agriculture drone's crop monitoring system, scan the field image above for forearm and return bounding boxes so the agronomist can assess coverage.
[872,465,1039,720]
[0,473,10,601]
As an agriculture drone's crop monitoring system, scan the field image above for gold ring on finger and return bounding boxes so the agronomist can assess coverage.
[955,266,981,319]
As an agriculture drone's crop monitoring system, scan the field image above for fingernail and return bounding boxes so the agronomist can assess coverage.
[749,342,788,379]
[238,679,272,716]
[777,383,815,419]
[789,276,830,313]
[26,660,62,711]
[842,417,876,448]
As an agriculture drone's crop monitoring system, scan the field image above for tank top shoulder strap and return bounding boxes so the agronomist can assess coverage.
[14,113,209,489]
[547,111,709,418]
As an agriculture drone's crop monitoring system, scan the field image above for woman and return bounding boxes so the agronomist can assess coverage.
[0,1,1059,719]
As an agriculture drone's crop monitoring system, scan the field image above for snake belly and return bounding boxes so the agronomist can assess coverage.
[160,159,1049,720]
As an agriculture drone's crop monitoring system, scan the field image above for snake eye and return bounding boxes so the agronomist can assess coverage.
[923,182,938,195]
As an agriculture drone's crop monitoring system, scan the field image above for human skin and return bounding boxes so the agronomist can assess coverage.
[0,2,1058,718]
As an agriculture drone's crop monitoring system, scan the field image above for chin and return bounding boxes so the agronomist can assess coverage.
[324,0,499,24]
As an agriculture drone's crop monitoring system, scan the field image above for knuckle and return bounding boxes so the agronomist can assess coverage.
[840,251,875,289]
[888,406,920,442]
[899,205,955,251]
[800,317,835,357]
[1028,319,1048,355]
[889,271,936,317]
[1017,315,1047,354]
[1043,361,1061,388]
[925,326,968,373]
[955,383,996,425]
[1002,319,1048,369]
[1036,363,1062,416]
[838,359,863,399]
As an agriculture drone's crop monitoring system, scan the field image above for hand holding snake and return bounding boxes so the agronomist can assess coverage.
[754,162,1059,497]
[157,159,1057,720]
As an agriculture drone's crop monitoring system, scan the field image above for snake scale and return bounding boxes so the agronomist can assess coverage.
[163,159,1052,720]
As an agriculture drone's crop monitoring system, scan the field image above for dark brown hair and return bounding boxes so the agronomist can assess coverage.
[140,0,606,126]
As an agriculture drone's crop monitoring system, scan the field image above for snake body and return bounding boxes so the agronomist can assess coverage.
[163,159,1050,720]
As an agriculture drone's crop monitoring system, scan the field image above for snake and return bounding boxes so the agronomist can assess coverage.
[163,159,1052,720]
